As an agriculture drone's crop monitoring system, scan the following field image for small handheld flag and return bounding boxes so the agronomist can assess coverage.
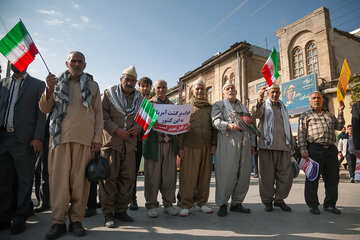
[0,20,39,72]
[134,98,157,140]
[261,47,280,87]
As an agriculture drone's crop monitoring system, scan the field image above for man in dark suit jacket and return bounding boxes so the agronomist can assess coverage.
[0,64,46,234]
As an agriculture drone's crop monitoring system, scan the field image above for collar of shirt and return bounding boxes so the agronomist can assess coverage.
[12,73,28,81]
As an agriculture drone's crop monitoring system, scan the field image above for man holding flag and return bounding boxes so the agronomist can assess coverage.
[0,20,46,234]
[252,83,295,212]
[99,66,142,228]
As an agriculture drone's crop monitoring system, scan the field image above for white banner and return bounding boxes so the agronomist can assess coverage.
[153,104,192,135]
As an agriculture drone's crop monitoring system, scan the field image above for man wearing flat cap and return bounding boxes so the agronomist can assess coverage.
[252,84,294,213]
[99,65,143,228]
[211,81,255,217]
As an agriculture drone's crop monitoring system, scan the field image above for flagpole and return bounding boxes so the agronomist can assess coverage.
[20,19,51,73]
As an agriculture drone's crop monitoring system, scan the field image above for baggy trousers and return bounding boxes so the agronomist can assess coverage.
[48,142,92,224]
[305,143,339,208]
[179,144,212,209]
[99,147,136,214]
[144,143,176,209]
[258,149,293,204]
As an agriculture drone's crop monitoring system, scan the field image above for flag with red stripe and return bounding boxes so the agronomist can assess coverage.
[0,21,39,72]
[135,98,157,140]
[261,47,280,87]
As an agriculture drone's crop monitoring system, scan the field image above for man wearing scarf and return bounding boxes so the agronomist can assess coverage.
[39,51,103,240]
[178,78,217,217]
[211,81,255,217]
[99,66,142,228]
[252,83,294,213]
[142,79,179,218]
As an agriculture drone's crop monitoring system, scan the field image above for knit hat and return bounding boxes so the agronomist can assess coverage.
[192,77,206,87]
[222,80,235,91]
[268,83,280,90]
[122,65,137,78]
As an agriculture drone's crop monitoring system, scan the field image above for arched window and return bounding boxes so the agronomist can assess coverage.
[207,87,212,104]
[306,42,318,75]
[230,73,235,85]
[292,47,304,79]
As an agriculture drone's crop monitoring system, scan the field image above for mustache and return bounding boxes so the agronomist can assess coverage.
[125,84,133,88]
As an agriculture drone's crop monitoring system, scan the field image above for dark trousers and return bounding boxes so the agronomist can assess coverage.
[34,139,50,208]
[87,181,98,209]
[252,152,259,175]
[346,154,356,179]
[131,140,142,202]
[305,143,339,208]
[0,131,36,224]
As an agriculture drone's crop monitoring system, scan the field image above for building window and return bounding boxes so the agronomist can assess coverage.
[293,47,304,79]
[230,73,235,85]
[306,42,318,75]
[207,87,212,104]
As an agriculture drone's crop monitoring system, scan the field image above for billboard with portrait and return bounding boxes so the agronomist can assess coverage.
[281,73,318,115]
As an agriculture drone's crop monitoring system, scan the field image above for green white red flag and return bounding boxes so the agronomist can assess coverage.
[261,47,280,87]
[0,21,39,72]
[135,98,157,140]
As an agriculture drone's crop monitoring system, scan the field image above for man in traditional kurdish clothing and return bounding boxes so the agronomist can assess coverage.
[211,81,255,217]
[252,84,294,212]
[99,66,142,228]
[39,51,103,239]
[130,77,153,211]
[142,79,178,218]
[298,91,345,215]
[178,78,217,217]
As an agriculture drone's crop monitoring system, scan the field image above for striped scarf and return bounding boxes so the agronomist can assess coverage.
[49,71,91,148]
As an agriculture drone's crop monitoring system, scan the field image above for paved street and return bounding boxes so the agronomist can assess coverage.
[1,172,360,240]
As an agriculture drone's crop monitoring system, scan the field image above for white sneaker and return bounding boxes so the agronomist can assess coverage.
[164,206,178,216]
[179,208,189,217]
[147,208,158,218]
[198,205,213,214]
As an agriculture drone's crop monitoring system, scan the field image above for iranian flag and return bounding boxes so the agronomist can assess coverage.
[261,47,280,87]
[135,98,157,140]
[0,21,39,72]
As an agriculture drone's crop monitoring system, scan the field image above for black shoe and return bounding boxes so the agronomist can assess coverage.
[310,207,320,215]
[274,201,292,212]
[104,214,116,228]
[324,206,341,215]
[84,208,97,217]
[129,201,139,211]
[230,203,251,214]
[45,224,66,240]
[217,204,227,217]
[264,203,273,212]
[69,222,86,237]
[114,211,135,222]
[11,222,25,235]
[34,205,51,213]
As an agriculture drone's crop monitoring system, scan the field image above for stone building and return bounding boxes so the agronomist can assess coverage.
[170,6,359,134]
[177,42,271,105]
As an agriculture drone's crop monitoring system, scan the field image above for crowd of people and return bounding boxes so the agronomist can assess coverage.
[0,50,359,240]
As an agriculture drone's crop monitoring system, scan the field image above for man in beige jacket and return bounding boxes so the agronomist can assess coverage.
[39,51,103,240]
[99,66,142,228]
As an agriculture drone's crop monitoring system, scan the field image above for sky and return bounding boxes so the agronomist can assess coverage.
[0,0,359,91]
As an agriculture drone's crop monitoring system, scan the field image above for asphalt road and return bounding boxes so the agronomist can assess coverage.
[1,172,360,240]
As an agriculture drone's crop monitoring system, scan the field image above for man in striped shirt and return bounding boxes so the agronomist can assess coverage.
[298,91,345,215]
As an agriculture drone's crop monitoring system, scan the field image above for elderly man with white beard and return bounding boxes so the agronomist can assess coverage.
[211,81,255,217]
